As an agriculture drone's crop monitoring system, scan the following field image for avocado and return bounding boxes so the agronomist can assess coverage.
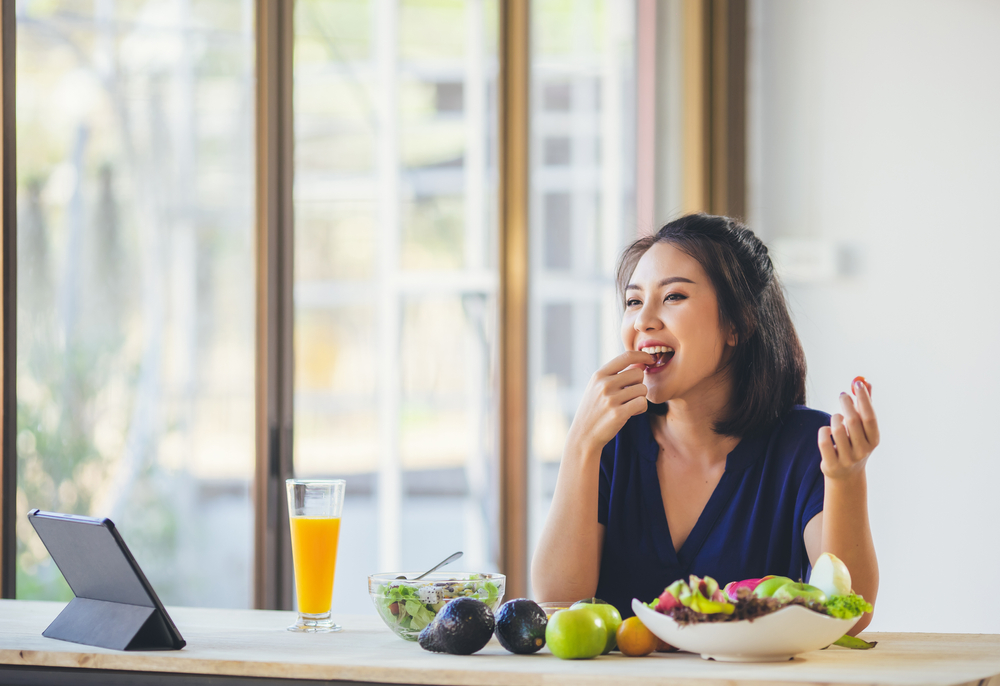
[418,597,495,655]
[494,599,547,654]
[417,622,449,653]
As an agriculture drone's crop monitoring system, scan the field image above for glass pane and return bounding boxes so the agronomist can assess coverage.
[527,0,637,574]
[16,0,255,607]
[293,0,500,617]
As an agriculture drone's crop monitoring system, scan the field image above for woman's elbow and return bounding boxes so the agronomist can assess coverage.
[848,610,874,636]
[530,558,595,603]
[530,554,558,602]
[530,561,547,601]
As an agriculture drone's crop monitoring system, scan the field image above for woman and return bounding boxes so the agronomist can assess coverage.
[531,214,878,633]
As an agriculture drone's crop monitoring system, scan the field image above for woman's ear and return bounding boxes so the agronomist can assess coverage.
[727,327,738,347]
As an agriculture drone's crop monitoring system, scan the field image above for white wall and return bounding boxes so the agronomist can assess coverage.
[750,0,1000,633]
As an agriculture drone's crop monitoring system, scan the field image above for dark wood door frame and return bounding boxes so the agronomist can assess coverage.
[683,0,748,218]
[0,0,16,601]
[254,0,296,611]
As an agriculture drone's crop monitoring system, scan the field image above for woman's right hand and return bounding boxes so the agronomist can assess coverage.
[566,350,654,454]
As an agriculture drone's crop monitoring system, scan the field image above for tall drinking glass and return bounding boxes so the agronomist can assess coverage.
[286,479,345,632]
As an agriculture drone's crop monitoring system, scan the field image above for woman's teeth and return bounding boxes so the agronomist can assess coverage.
[640,346,674,354]
[640,345,674,367]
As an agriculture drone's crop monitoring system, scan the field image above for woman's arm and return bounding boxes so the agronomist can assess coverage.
[530,443,607,602]
[804,380,880,635]
[531,351,651,602]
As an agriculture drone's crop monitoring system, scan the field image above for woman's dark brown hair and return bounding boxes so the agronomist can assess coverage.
[616,213,806,437]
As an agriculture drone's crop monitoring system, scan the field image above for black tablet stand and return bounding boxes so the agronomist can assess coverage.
[43,597,179,651]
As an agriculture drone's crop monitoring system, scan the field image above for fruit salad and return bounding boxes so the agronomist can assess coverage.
[652,553,873,626]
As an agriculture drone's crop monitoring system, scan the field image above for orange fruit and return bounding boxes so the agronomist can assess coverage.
[615,616,658,657]
[655,637,677,653]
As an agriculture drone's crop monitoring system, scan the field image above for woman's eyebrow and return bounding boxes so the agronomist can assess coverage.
[626,276,695,291]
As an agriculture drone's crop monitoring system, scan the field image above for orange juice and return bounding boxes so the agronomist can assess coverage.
[289,516,341,615]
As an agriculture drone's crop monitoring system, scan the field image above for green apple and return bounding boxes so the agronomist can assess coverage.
[752,575,794,598]
[570,598,622,654]
[545,607,607,660]
[773,582,827,604]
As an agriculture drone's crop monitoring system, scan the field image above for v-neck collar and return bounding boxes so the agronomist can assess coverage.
[637,412,762,572]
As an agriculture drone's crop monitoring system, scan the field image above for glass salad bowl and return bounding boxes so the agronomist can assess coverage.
[368,572,506,641]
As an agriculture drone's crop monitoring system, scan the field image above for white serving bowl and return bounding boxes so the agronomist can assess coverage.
[632,598,859,662]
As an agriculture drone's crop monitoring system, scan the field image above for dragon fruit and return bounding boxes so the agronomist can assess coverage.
[723,576,772,602]
[655,575,735,615]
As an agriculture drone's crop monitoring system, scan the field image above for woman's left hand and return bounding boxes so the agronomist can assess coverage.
[818,378,880,480]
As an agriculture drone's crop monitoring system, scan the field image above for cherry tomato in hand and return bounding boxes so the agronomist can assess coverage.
[851,376,872,396]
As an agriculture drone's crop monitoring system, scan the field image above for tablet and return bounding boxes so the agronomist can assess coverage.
[28,509,186,651]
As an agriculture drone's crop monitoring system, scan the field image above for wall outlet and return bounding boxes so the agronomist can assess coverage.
[770,238,847,284]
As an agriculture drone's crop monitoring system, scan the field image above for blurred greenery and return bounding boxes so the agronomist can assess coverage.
[16,155,127,598]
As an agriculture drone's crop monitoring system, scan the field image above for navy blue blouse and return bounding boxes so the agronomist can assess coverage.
[594,406,828,618]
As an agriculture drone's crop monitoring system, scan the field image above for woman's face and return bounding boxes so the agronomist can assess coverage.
[620,241,735,405]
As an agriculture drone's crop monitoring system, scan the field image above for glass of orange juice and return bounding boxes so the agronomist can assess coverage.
[286,479,345,633]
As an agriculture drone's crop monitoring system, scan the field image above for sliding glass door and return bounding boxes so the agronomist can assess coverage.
[15,0,256,606]
[293,0,500,615]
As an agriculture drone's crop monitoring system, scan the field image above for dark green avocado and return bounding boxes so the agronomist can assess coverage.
[494,598,547,654]
[417,623,448,653]
[418,597,495,655]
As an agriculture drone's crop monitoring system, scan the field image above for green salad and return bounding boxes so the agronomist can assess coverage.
[375,575,501,637]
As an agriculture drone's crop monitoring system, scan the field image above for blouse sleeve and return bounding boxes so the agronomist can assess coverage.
[783,408,828,540]
[801,458,825,535]
[779,408,831,582]
[597,438,617,526]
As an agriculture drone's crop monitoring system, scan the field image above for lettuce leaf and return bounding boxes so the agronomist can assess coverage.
[481,581,499,607]
[824,594,873,619]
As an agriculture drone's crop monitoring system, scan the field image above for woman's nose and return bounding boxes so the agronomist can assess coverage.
[634,303,662,331]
